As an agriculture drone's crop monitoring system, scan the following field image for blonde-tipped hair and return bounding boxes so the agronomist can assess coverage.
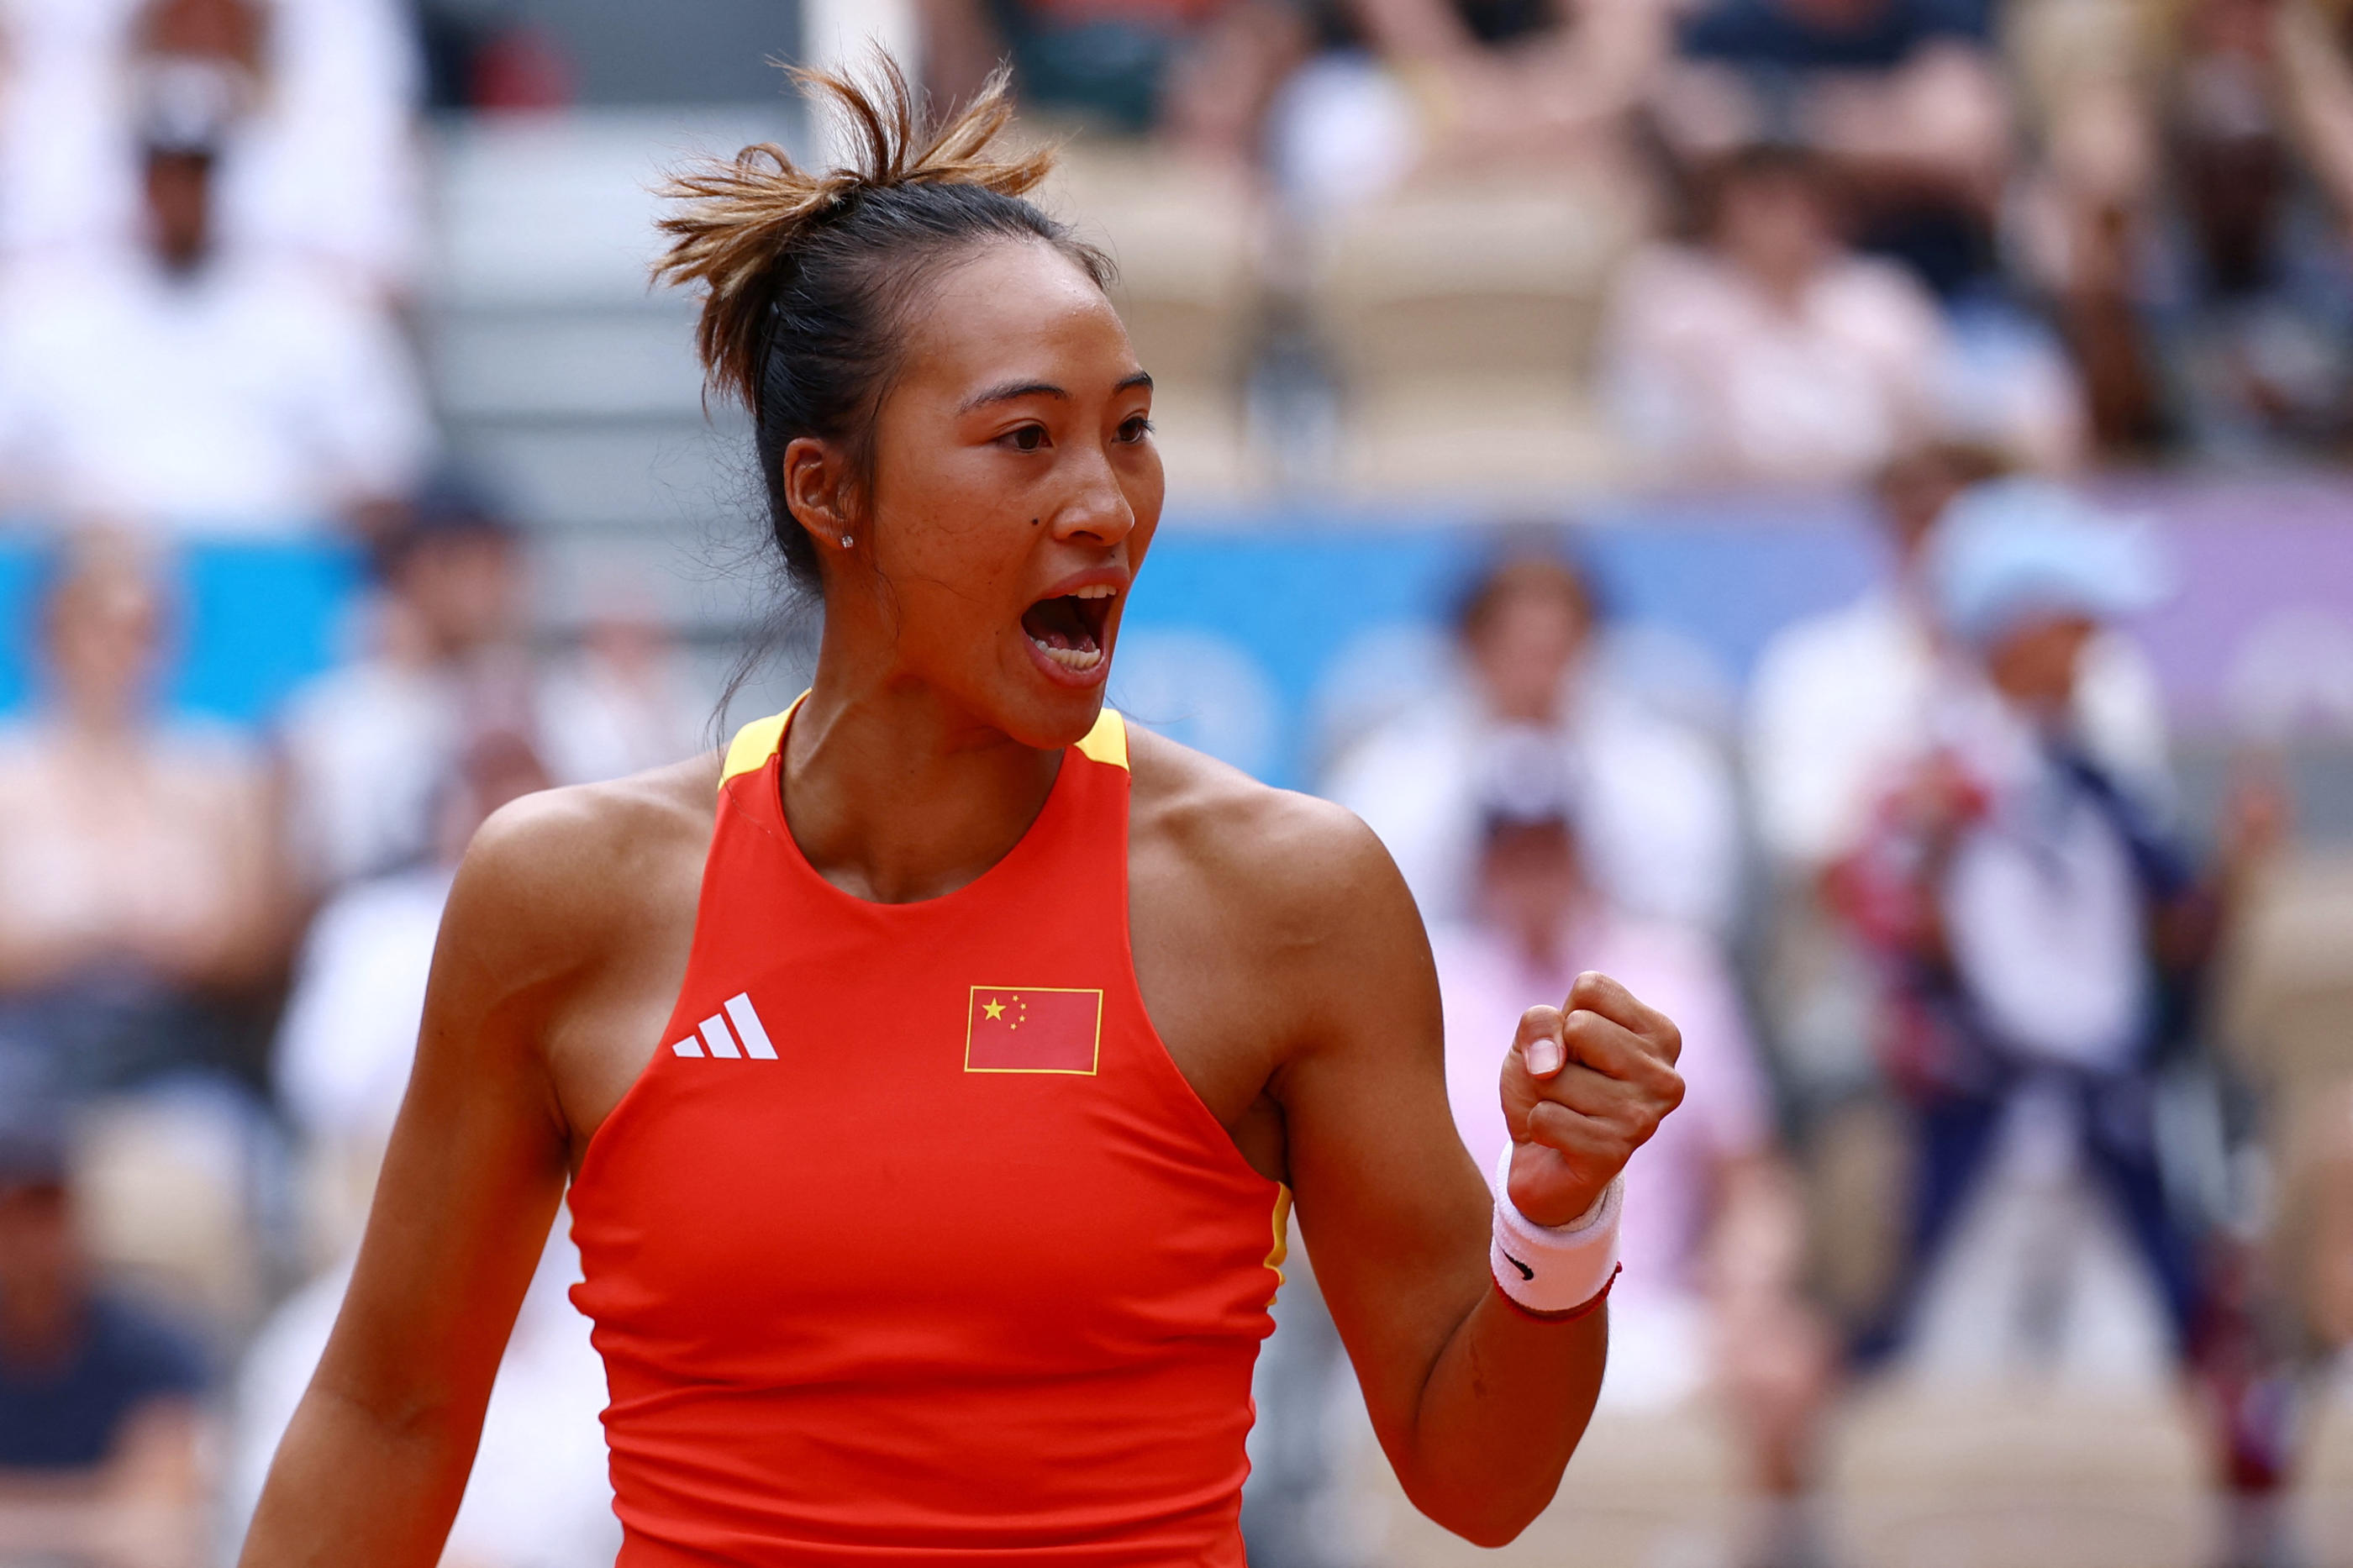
[655,56,1066,412]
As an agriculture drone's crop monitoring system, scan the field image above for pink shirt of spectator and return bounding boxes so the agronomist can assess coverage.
[1602,243,1945,488]
[1431,911,1772,1306]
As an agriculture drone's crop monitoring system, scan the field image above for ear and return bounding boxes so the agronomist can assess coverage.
[781,436,856,557]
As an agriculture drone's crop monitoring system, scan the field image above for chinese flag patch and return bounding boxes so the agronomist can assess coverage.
[965,987,1103,1075]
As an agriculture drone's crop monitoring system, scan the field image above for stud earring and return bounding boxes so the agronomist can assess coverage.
[839,533,853,549]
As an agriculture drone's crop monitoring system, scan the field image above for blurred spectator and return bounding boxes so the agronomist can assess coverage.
[1432,755,1831,1566]
[0,101,434,537]
[1267,0,1672,213]
[224,1225,615,1568]
[922,0,1307,162]
[276,483,534,892]
[1830,480,2289,1512]
[534,596,708,788]
[0,537,286,1092]
[0,0,424,290]
[1599,145,1953,487]
[1745,453,2170,1347]
[275,731,549,1257]
[1324,540,1739,934]
[0,1053,209,1568]
[1747,445,2169,881]
[2021,0,2353,457]
[1656,0,2008,299]
[234,733,608,1568]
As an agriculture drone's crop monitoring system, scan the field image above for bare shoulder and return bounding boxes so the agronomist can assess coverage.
[442,750,722,989]
[1124,723,1419,949]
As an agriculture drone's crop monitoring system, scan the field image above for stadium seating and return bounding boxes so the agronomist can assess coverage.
[1037,140,1265,500]
[1312,174,1640,497]
[1344,1397,1745,1567]
[2297,1377,2353,1568]
[1824,1380,2219,1568]
[424,108,782,634]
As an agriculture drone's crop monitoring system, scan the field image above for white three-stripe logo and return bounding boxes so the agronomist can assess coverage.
[670,992,776,1060]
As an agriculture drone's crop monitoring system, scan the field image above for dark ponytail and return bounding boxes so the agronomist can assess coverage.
[652,56,1111,593]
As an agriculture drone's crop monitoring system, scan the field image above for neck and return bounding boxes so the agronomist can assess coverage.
[59,701,136,745]
[782,660,1063,906]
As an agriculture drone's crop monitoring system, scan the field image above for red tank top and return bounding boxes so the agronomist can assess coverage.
[568,702,1289,1565]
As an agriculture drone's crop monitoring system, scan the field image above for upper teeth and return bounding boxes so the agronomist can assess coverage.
[1071,585,1117,599]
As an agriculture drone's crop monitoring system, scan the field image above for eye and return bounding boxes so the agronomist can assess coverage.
[1117,415,1153,445]
[1002,424,1047,453]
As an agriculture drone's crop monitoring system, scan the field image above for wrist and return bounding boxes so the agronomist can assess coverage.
[1490,1144,1624,1317]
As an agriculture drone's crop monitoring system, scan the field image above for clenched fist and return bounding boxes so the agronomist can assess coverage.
[1500,971,1684,1228]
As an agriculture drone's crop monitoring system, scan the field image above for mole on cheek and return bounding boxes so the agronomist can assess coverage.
[1030,518,1041,527]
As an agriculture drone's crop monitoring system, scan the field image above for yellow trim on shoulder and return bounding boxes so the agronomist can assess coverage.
[727,696,1121,788]
[719,692,808,789]
[1075,708,1129,771]
[1265,1183,1292,1299]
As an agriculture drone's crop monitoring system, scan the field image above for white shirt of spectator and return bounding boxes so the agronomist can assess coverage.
[1746,586,2176,872]
[1935,681,2151,1074]
[0,249,433,534]
[276,650,464,890]
[1325,682,1740,935]
[224,1226,619,1568]
[0,0,424,287]
[535,643,710,788]
[274,864,450,1144]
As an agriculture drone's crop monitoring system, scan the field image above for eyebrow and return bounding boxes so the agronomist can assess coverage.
[959,371,1153,413]
[961,380,1066,412]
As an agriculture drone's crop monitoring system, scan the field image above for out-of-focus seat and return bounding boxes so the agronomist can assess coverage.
[425,108,788,634]
[1035,140,1264,501]
[1313,174,1641,498]
[2219,850,2353,1350]
[74,1092,269,1332]
[2219,849,2353,1098]
[1345,1397,1744,1567]
[1824,1379,2219,1568]
[2296,1374,2353,1568]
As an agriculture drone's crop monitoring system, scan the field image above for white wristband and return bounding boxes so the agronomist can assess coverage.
[1490,1144,1623,1314]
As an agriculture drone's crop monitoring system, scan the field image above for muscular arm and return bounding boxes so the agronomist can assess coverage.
[236,795,613,1568]
[1284,825,1678,1541]
[1135,741,1682,1545]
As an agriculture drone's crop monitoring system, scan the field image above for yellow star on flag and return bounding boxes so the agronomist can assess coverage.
[982,999,1005,1020]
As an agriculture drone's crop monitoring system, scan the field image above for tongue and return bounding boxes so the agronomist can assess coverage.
[1022,596,1096,652]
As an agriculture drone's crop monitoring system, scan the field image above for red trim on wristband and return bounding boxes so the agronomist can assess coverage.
[1493,1263,1619,1324]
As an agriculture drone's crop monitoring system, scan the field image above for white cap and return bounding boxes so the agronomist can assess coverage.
[1929,478,2172,645]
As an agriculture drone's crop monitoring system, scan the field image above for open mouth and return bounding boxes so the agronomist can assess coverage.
[1020,584,1117,676]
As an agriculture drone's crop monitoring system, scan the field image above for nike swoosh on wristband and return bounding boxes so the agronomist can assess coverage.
[1501,1250,1534,1281]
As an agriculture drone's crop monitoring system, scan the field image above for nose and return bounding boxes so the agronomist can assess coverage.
[1046,441,1136,550]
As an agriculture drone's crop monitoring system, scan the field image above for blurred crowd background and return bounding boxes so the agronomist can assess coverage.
[0,1,2350,1565]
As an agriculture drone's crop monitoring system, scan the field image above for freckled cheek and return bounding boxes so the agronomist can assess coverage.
[877,513,1038,656]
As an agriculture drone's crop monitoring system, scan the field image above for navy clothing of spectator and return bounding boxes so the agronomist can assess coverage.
[1679,0,1988,71]
[0,1293,206,1470]
[1307,0,1556,49]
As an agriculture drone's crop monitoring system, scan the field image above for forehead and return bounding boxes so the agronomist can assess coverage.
[892,239,1137,396]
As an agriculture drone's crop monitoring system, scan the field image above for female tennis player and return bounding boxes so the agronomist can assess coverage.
[239,61,1683,1567]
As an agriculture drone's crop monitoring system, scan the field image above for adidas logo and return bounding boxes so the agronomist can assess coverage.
[669,992,776,1060]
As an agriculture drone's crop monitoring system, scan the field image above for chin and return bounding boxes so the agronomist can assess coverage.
[987,655,1109,751]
